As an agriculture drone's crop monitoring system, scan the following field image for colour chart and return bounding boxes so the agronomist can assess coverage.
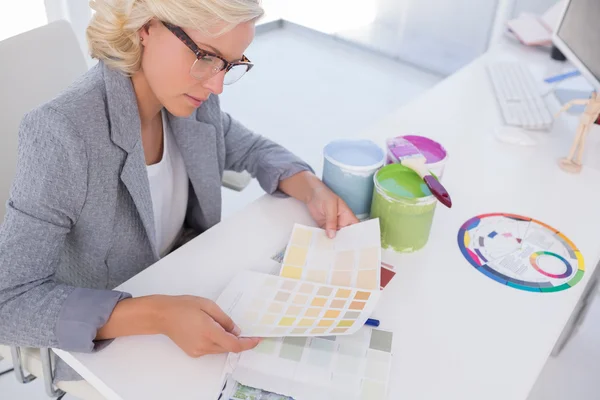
[219,326,393,400]
[279,220,381,291]
[216,271,380,337]
[273,251,397,291]
[458,213,584,292]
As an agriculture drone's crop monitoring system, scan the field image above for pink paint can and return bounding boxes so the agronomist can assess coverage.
[386,135,448,179]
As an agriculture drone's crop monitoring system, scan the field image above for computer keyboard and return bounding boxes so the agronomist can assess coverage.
[487,62,554,130]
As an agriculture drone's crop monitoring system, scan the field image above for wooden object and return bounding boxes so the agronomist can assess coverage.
[556,92,600,173]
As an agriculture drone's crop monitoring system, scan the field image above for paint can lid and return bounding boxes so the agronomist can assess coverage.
[374,164,435,203]
[391,135,447,164]
[324,139,386,171]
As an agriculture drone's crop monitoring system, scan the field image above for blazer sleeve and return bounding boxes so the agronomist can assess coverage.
[207,95,314,195]
[0,106,130,353]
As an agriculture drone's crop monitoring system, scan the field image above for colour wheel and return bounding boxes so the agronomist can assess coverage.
[457,213,584,292]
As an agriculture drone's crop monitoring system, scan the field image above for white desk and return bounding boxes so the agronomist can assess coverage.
[55,40,600,400]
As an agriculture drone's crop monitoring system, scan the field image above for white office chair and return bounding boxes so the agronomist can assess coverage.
[0,20,108,400]
[222,169,252,191]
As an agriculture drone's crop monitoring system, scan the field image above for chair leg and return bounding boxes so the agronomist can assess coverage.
[0,350,14,377]
[41,348,66,398]
[10,346,36,384]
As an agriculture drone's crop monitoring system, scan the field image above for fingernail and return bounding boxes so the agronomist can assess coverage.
[232,325,241,336]
[327,229,335,238]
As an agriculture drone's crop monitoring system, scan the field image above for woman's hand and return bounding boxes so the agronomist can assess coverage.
[279,171,359,238]
[157,295,260,357]
[306,184,359,238]
[96,295,259,357]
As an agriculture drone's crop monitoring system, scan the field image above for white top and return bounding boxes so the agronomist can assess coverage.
[146,109,189,257]
[54,39,600,400]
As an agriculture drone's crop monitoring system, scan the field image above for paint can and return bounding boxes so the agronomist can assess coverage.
[386,135,448,179]
[370,164,437,252]
[323,139,386,219]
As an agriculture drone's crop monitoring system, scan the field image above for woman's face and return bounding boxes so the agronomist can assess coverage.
[139,19,255,117]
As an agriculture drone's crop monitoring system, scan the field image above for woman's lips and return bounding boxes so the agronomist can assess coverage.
[185,94,206,107]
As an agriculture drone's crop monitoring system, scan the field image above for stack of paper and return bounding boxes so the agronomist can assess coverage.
[220,327,393,400]
[215,220,394,400]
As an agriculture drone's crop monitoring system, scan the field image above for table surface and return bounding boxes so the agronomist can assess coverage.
[55,40,600,400]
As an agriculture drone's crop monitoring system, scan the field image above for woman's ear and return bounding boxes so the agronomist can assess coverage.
[139,22,152,46]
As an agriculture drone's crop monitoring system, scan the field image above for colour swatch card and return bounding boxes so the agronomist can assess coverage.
[273,250,398,291]
[279,219,381,291]
[216,271,380,337]
[458,213,584,292]
[220,327,393,400]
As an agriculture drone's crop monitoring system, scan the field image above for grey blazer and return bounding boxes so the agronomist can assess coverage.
[0,62,311,381]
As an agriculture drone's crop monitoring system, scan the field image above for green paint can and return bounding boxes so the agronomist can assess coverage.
[370,164,437,252]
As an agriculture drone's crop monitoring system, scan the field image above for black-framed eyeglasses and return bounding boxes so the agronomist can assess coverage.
[161,21,254,85]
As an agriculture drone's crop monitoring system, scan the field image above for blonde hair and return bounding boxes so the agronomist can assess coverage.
[87,0,264,75]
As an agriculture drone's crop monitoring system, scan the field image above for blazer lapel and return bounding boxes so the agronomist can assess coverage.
[120,142,159,260]
[168,114,222,229]
[102,63,159,260]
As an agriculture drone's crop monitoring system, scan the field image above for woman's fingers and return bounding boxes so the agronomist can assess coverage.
[198,298,240,335]
[337,199,359,228]
[202,336,261,355]
[324,201,339,238]
[207,322,260,353]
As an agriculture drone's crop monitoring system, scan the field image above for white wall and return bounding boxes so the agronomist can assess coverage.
[281,0,500,75]
[280,0,561,75]
[397,0,499,61]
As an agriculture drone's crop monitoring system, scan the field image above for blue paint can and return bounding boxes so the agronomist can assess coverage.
[322,139,386,219]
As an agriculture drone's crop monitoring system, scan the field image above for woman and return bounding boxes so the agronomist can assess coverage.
[0,0,358,383]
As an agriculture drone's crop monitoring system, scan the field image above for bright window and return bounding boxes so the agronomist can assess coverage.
[0,1,47,41]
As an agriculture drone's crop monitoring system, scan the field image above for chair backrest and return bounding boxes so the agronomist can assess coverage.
[0,20,88,219]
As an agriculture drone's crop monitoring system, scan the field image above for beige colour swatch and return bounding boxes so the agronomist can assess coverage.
[279,219,382,290]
